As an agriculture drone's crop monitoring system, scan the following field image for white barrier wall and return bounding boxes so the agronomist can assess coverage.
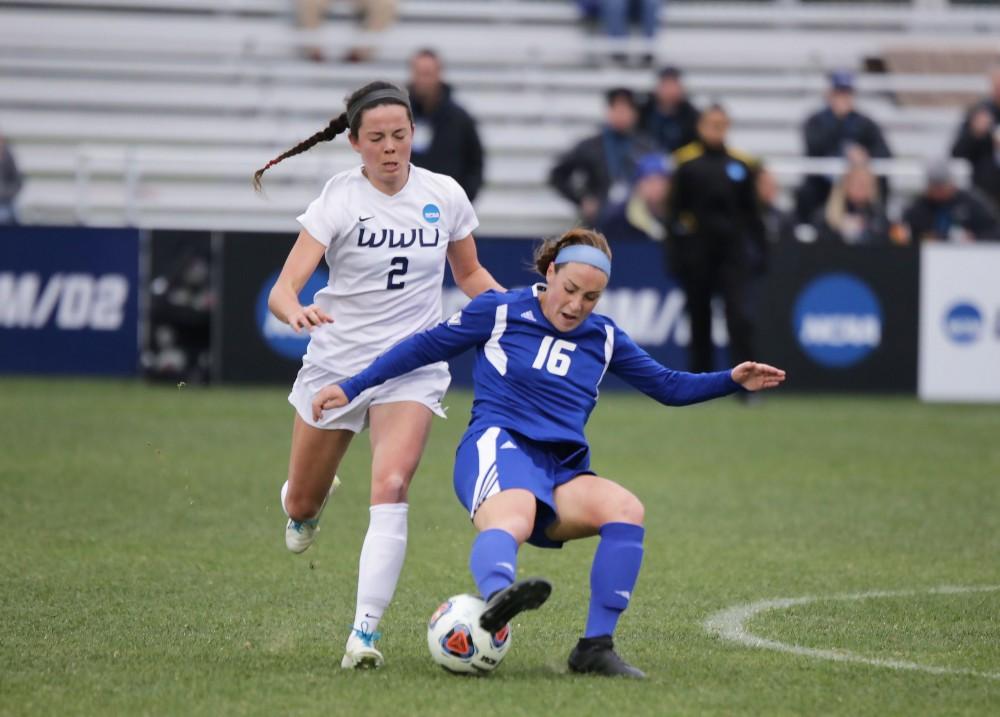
[919,244,1000,402]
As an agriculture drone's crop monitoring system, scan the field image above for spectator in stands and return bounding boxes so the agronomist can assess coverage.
[598,152,672,242]
[296,0,397,63]
[903,159,1000,243]
[668,104,765,374]
[550,87,656,225]
[951,65,1000,203]
[813,162,891,245]
[756,166,795,246]
[407,49,485,202]
[0,132,23,225]
[589,0,661,67]
[640,66,700,154]
[969,128,1000,212]
[795,70,892,223]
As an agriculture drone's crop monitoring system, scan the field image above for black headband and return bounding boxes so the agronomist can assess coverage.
[346,87,412,127]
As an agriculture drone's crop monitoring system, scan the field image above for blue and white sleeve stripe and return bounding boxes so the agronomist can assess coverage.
[595,324,615,396]
[484,304,509,376]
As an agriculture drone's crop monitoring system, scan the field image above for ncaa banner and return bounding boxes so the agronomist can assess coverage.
[210,231,920,392]
[919,244,1000,402]
[0,226,140,375]
[753,242,919,392]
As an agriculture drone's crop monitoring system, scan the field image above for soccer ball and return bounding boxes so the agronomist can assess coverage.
[426,593,511,674]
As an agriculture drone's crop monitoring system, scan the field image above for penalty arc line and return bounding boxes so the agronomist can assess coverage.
[703,584,1000,680]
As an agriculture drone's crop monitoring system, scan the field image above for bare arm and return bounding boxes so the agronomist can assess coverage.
[447,235,504,298]
[268,230,333,333]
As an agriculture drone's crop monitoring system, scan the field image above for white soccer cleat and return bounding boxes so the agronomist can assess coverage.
[282,475,342,554]
[341,627,384,670]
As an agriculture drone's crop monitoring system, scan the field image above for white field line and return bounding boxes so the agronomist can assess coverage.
[704,585,1000,680]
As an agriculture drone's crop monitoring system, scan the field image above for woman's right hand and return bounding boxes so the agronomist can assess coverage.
[287,304,333,334]
[312,385,349,422]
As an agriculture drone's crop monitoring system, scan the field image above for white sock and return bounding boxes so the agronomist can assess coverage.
[351,503,408,636]
[280,481,290,518]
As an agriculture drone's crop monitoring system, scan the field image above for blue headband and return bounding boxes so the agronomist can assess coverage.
[554,244,612,278]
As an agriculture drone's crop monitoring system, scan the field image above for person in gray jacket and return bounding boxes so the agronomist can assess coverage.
[550,88,656,225]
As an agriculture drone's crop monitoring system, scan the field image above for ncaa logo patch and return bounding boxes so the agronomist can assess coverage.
[792,273,883,368]
[942,302,983,345]
[726,161,747,182]
[422,203,441,223]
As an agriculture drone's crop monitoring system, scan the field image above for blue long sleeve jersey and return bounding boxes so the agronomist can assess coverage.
[341,285,741,449]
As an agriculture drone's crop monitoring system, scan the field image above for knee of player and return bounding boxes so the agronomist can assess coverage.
[371,470,411,503]
[480,513,534,545]
[611,491,645,526]
[473,489,537,544]
[505,515,536,545]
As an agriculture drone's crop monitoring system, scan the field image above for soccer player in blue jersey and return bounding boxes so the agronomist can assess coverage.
[311,228,785,677]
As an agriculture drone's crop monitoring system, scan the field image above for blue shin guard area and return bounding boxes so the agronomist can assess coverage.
[469,528,519,600]
[585,522,645,638]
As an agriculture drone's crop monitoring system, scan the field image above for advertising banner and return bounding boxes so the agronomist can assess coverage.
[754,243,919,392]
[918,244,1000,402]
[216,234,918,392]
[216,231,324,383]
[0,226,140,375]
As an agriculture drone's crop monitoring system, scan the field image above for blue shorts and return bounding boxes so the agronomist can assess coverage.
[453,426,593,549]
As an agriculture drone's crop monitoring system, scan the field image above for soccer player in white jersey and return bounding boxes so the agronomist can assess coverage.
[311,228,785,677]
[252,81,502,670]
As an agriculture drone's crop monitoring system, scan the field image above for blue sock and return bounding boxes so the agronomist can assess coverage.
[586,522,645,638]
[469,529,519,600]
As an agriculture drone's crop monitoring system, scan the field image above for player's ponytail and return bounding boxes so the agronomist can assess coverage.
[533,228,612,276]
[252,80,412,192]
[252,114,349,191]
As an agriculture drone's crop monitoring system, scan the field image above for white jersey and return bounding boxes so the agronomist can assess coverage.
[296,164,478,377]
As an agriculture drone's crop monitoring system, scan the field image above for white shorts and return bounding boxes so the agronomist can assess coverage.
[288,361,450,433]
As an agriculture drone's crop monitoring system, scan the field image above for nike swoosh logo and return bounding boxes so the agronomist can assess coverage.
[359,215,374,222]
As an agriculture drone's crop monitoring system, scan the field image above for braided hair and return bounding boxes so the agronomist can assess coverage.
[252,81,413,191]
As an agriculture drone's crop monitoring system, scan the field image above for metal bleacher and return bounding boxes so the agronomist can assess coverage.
[2,0,999,236]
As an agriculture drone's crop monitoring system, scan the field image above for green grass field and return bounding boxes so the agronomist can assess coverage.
[2,378,999,716]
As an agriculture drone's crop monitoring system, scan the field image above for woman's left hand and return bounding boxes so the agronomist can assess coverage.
[731,361,786,392]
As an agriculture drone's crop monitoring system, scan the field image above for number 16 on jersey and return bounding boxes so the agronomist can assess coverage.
[532,336,577,377]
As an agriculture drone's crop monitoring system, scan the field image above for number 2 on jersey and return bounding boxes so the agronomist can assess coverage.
[387,256,408,290]
[531,336,576,377]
